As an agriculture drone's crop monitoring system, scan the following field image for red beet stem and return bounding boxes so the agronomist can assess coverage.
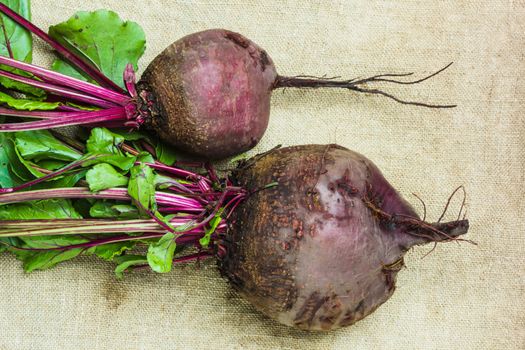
[0,107,127,131]
[0,68,117,108]
[0,56,130,104]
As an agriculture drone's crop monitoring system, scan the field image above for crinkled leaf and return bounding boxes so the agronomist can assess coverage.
[14,248,83,272]
[86,127,124,154]
[128,163,156,214]
[15,130,81,161]
[49,9,146,88]
[0,91,59,110]
[89,201,137,219]
[0,199,82,219]
[88,241,136,261]
[86,163,128,192]
[147,232,176,273]
[84,127,135,170]
[114,254,147,279]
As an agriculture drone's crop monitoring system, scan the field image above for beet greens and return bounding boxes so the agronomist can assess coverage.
[0,127,244,275]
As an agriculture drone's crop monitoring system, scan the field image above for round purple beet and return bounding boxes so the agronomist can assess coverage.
[138,29,277,159]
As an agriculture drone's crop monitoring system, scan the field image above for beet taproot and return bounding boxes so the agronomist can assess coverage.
[219,144,468,330]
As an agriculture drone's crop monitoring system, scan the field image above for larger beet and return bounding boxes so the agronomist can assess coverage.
[219,145,468,331]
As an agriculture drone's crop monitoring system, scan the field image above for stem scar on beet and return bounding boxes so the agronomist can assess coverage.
[0,4,455,159]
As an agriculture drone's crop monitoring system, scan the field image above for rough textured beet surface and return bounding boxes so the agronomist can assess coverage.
[138,29,277,159]
[219,144,469,331]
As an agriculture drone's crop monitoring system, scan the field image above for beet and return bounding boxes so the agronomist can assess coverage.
[0,5,455,160]
[138,30,277,159]
[138,29,454,159]
[219,144,468,331]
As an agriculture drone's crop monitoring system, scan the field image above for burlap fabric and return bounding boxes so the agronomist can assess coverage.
[0,1,523,349]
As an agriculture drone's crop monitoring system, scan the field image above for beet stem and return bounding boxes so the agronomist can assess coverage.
[0,107,74,119]
[0,68,116,108]
[0,107,127,131]
[0,56,130,104]
[0,187,205,211]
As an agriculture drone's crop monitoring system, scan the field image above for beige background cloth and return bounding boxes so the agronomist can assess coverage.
[0,0,523,349]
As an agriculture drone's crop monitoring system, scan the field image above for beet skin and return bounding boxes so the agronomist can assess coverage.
[219,145,468,331]
[138,29,277,159]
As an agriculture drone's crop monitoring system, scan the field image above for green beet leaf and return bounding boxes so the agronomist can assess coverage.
[0,91,60,110]
[50,59,95,84]
[86,163,129,192]
[14,248,83,272]
[136,151,154,164]
[49,9,146,88]
[88,241,136,261]
[15,130,82,161]
[36,159,67,171]
[85,127,136,170]
[0,0,45,96]
[21,235,88,249]
[128,163,156,214]
[0,197,86,271]
[0,198,82,219]
[89,201,138,219]
[0,132,31,187]
[0,237,20,253]
[86,127,124,154]
[0,0,31,61]
[147,232,176,273]
[114,254,148,279]
[199,209,224,248]
[155,142,177,166]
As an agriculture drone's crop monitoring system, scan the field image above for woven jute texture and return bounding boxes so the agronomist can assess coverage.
[0,1,523,349]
